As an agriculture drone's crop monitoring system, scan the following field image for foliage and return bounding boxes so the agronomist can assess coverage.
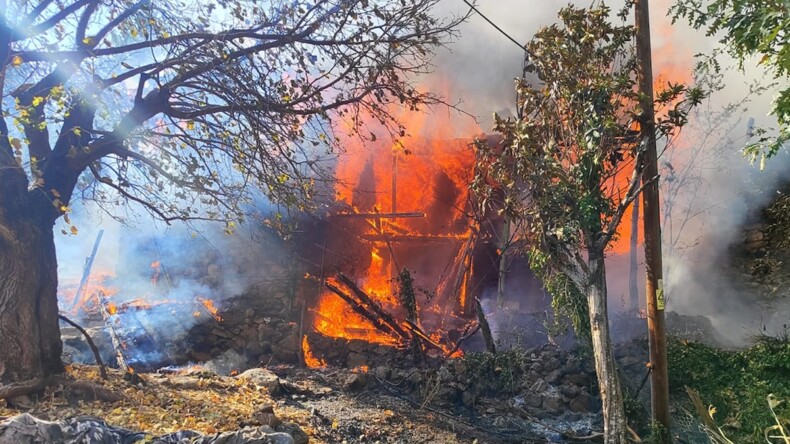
[670,0,790,163]
[0,0,465,228]
[766,190,790,250]
[472,3,699,325]
[460,347,537,396]
[667,335,790,442]
[529,247,590,345]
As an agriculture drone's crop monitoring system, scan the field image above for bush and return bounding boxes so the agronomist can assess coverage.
[668,335,790,442]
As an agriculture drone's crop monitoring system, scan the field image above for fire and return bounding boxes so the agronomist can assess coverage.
[60,270,119,314]
[302,335,327,368]
[150,261,161,285]
[196,296,223,322]
[309,100,480,351]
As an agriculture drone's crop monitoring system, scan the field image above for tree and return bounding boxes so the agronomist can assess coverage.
[671,0,789,162]
[473,5,701,442]
[0,0,466,384]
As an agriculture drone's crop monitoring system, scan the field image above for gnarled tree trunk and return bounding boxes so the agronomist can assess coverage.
[586,250,628,443]
[0,210,64,383]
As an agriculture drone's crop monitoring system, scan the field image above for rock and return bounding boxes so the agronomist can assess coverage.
[258,324,276,342]
[253,404,283,428]
[531,378,549,393]
[542,393,564,413]
[342,373,369,392]
[0,414,296,444]
[346,352,368,369]
[525,394,543,408]
[237,368,282,395]
[164,376,201,390]
[461,390,477,407]
[373,366,391,380]
[246,341,265,357]
[545,369,564,384]
[275,422,309,444]
[347,341,368,353]
[564,373,589,385]
[437,366,453,383]
[543,357,561,372]
[560,384,581,398]
[272,333,300,362]
[569,394,592,413]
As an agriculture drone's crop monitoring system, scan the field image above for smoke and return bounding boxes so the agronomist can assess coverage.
[55,197,290,368]
[433,0,789,347]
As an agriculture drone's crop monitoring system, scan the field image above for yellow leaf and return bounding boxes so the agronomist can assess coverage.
[73,127,81,137]
[11,55,23,66]
[130,28,138,38]
[186,121,195,130]
[82,37,94,45]
[70,226,78,235]
[32,96,44,107]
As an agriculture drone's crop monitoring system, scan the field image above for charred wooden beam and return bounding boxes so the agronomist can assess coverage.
[333,212,424,219]
[402,319,444,351]
[324,281,404,341]
[361,234,470,243]
[69,229,104,312]
[335,273,410,339]
[97,290,131,372]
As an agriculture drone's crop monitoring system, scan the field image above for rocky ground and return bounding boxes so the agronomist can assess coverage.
[2,341,619,444]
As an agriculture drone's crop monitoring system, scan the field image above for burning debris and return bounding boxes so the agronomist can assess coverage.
[297,133,507,368]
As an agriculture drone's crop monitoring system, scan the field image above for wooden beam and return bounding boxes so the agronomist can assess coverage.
[333,212,424,219]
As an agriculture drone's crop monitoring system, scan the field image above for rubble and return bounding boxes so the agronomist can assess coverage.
[0,414,300,444]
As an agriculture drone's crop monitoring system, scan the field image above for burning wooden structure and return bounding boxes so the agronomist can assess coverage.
[299,135,502,366]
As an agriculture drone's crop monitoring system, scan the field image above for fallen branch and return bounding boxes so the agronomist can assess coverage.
[59,313,108,380]
[0,376,122,403]
[0,377,52,400]
[402,320,444,351]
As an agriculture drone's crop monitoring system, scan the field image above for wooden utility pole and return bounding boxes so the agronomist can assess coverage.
[634,0,671,439]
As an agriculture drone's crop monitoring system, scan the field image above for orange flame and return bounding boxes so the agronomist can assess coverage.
[302,335,327,368]
[312,100,479,348]
[196,296,223,322]
[150,261,161,285]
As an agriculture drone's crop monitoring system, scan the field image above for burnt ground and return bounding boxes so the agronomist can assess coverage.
[0,359,602,444]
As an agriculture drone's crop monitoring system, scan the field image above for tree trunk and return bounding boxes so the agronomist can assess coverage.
[0,211,64,383]
[586,251,628,443]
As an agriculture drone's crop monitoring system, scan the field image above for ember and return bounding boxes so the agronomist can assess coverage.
[196,296,223,322]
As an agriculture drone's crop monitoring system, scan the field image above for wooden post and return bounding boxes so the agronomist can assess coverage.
[634,0,671,439]
[629,197,640,312]
[69,229,104,311]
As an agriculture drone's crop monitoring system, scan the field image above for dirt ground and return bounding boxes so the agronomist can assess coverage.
[0,363,594,443]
